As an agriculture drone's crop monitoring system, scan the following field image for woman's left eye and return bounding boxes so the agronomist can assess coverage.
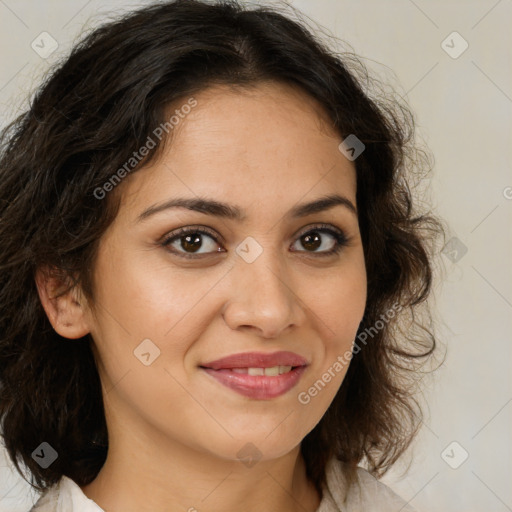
[290,226,348,255]
[161,224,349,259]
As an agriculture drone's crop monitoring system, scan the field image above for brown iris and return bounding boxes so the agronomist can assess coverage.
[301,232,322,251]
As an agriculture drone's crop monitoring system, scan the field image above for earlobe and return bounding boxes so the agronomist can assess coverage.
[34,266,90,339]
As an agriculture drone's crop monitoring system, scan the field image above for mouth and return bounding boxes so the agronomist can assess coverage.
[220,365,296,376]
[199,351,308,400]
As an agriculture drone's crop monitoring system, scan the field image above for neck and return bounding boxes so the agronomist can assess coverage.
[80,425,321,512]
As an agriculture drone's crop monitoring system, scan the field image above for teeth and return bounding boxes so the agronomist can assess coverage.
[248,367,265,376]
[231,368,249,374]
[232,366,293,376]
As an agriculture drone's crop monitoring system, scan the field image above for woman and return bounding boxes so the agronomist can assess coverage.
[0,1,443,511]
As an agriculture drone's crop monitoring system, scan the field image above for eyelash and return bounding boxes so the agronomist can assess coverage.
[160,223,349,260]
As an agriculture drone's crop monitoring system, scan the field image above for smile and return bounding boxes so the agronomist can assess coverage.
[200,351,309,399]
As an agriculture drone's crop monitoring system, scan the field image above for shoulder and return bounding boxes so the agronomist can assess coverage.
[28,476,104,512]
[27,482,60,512]
[318,457,418,512]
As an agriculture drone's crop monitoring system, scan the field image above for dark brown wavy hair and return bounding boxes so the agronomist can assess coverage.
[0,0,444,500]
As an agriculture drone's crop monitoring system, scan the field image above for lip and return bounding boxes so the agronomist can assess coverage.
[200,351,309,400]
[201,351,308,370]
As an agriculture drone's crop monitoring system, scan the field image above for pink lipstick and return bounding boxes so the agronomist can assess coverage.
[200,351,308,400]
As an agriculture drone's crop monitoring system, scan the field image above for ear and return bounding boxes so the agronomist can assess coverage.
[34,266,90,339]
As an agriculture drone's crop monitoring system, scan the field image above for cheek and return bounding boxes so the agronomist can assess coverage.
[91,243,194,334]
[300,257,366,398]
[88,247,224,380]
[329,282,366,348]
[315,257,367,345]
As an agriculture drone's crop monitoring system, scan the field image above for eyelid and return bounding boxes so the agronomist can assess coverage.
[158,224,223,245]
[294,223,345,239]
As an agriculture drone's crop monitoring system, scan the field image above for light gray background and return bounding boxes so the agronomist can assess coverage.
[1,1,511,511]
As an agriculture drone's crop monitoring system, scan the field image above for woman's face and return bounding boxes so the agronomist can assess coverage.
[81,82,367,463]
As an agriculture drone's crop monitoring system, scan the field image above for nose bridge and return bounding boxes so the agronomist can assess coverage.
[222,235,300,337]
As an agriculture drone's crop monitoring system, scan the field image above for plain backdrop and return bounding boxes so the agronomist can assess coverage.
[0,1,511,511]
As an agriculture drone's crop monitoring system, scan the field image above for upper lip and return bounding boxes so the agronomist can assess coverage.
[201,351,308,370]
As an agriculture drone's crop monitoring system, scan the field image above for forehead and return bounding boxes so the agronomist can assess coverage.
[177,81,340,157]
[119,82,356,219]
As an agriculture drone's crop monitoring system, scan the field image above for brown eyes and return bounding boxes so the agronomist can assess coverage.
[161,223,349,260]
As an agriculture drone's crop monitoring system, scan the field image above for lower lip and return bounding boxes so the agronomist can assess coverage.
[201,366,307,400]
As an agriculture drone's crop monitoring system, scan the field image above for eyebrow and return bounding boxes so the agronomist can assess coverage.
[136,193,357,223]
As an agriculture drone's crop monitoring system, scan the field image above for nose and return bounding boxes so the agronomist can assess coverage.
[221,245,305,339]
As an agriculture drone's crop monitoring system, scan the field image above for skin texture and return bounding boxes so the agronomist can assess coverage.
[36,81,367,512]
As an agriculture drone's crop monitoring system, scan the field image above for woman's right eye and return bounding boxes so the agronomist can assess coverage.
[161,227,224,259]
